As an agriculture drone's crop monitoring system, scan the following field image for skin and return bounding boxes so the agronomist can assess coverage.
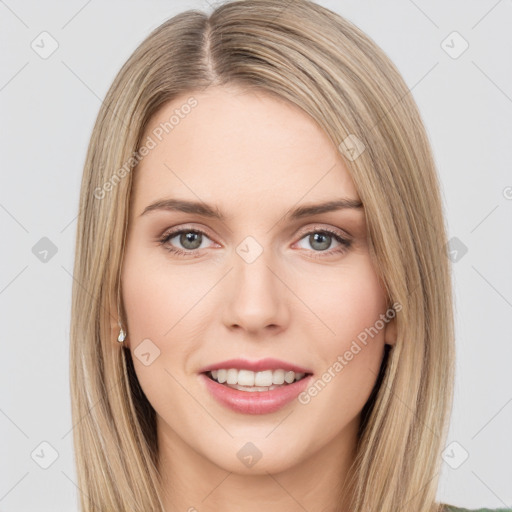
[119,85,397,512]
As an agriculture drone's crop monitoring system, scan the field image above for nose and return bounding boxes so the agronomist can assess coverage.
[222,246,290,336]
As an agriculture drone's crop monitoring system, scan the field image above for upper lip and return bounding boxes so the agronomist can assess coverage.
[199,357,313,374]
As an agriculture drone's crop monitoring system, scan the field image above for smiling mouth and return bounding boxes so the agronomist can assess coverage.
[204,368,312,392]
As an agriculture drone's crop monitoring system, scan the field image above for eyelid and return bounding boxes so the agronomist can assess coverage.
[159,223,217,241]
[295,223,351,240]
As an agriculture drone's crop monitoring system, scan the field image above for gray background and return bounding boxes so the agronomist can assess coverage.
[1,0,511,510]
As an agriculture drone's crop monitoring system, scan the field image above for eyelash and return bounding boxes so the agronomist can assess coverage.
[157,225,352,260]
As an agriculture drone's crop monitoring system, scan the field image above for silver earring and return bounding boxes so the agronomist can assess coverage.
[116,290,126,342]
[117,286,126,343]
[118,325,126,343]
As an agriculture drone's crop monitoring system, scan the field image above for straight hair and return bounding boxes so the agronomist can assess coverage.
[70,1,455,510]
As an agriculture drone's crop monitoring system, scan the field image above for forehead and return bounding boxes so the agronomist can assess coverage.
[132,86,360,216]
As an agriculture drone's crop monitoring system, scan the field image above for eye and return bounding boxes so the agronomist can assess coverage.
[294,227,352,259]
[158,227,216,257]
[157,225,352,259]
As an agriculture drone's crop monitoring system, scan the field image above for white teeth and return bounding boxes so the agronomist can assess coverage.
[208,368,308,386]
[272,369,285,384]
[254,370,273,387]
[237,369,255,386]
[226,368,238,385]
[284,371,295,384]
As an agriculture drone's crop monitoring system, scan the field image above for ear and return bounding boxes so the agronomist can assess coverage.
[384,315,397,347]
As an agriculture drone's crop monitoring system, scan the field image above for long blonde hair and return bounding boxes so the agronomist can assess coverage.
[70,1,455,510]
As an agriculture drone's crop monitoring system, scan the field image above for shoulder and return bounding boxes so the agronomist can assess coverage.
[442,505,512,512]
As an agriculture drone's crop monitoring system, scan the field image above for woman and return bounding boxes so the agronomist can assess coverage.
[69,1,509,511]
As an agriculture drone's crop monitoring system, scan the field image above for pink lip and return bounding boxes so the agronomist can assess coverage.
[199,373,313,415]
[198,357,312,374]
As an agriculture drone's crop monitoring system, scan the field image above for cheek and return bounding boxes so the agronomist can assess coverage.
[292,263,387,429]
[120,247,201,416]
[296,255,388,349]
[122,266,174,341]
[296,256,388,401]
[121,243,200,339]
[121,249,199,390]
[271,259,389,457]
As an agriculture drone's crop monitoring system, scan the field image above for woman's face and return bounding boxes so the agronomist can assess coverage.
[121,85,396,476]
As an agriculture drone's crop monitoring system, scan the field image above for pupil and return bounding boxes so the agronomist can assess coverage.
[181,232,201,249]
[311,233,330,251]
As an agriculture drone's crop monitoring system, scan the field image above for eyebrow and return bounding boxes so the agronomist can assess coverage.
[139,197,363,221]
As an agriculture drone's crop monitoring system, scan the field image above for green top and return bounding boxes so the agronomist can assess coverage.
[443,506,512,512]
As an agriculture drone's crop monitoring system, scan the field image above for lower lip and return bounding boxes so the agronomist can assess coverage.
[199,373,313,415]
